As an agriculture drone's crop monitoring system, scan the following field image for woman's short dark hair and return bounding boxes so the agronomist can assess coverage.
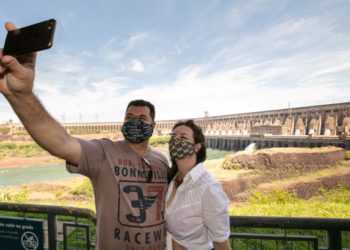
[167,119,207,183]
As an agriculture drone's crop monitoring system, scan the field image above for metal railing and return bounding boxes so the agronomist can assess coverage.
[0,202,96,250]
[1,202,350,249]
[230,216,350,250]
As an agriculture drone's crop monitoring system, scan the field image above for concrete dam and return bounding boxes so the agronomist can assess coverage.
[3,102,350,151]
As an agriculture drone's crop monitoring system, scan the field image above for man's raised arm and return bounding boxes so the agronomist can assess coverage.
[0,22,81,165]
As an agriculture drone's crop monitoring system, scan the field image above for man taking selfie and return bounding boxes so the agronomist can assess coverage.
[0,21,169,249]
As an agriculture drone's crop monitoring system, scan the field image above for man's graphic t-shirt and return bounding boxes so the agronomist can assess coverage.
[66,138,169,250]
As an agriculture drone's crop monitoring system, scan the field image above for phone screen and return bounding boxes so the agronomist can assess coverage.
[3,19,56,56]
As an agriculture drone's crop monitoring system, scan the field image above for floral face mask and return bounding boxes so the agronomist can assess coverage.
[169,138,196,160]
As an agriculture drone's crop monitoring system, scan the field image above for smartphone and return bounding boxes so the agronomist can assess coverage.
[3,19,56,56]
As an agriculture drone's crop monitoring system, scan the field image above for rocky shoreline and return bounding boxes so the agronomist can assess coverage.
[218,147,350,201]
[0,155,63,169]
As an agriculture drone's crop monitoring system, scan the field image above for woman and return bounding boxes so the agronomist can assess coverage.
[166,120,231,250]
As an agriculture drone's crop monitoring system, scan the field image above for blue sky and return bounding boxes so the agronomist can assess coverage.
[1,0,349,123]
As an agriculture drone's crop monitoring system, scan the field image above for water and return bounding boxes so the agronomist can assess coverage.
[206,149,231,160]
[0,149,232,187]
[0,164,72,187]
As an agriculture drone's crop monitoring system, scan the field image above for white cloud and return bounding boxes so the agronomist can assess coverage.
[127,32,150,48]
[60,11,77,28]
[260,17,334,50]
[2,70,348,124]
[168,45,182,55]
[4,38,349,123]
[39,50,88,74]
[129,59,145,72]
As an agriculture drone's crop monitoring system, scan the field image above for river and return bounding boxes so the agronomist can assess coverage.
[0,149,231,187]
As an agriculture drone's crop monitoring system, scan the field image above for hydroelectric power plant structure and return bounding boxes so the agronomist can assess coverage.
[3,102,350,150]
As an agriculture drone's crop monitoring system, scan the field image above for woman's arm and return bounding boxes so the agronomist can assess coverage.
[172,238,187,250]
[202,182,231,249]
[213,239,231,250]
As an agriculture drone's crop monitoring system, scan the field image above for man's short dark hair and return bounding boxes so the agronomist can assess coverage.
[126,99,155,121]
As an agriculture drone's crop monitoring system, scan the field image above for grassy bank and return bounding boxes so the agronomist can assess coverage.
[2,172,350,218]
[0,136,170,160]
[230,186,350,218]
[2,183,350,218]
[0,141,47,160]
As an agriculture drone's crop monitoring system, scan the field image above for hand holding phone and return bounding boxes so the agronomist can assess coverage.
[2,19,56,56]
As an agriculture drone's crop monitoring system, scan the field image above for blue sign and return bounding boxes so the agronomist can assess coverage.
[0,216,44,250]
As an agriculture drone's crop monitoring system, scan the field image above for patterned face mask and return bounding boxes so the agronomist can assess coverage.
[121,118,154,144]
[169,138,196,160]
